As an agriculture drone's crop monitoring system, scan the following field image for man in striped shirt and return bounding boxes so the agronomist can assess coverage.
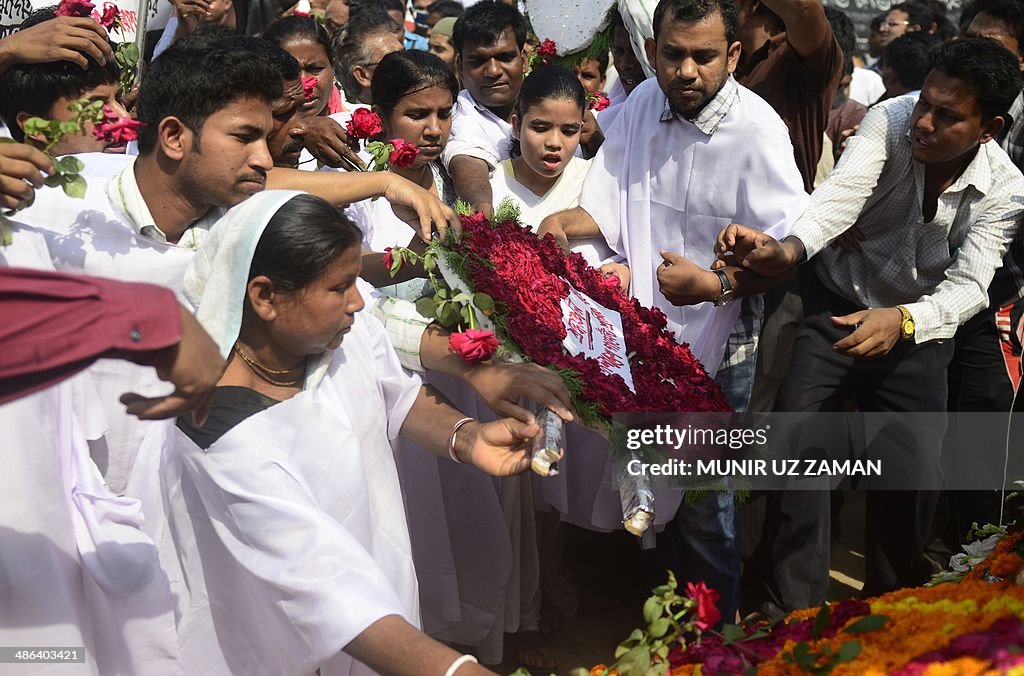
[713,38,1024,604]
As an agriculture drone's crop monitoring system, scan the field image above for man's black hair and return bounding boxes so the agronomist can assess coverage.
[451,1,527,53]
[136,41,283,154]
[970,0,1024,54]
[651,0,739,44]
[427,0,464,19]
[883,31,939,91]
[928,36,1021,119]
[890,1,936,29]
[0,8,120,142]
[824,6,857,76]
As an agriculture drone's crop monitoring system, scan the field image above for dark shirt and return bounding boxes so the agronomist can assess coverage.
[826,97,868,156]
[0,267,181,405]
[737,31,844,193]
[178,386,280,450]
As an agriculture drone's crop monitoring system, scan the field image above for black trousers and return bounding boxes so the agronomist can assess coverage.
[932,301,1024,560]
[743,283,954,610]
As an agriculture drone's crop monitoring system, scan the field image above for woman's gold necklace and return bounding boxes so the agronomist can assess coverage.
[233,344,303,388]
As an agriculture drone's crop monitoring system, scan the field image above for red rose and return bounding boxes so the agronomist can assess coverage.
[388,139,420,168]
[345,108,383,139]
[686,582,722,630]
[99,2,119,29]
[588,93,611,111]
[55,0,95,16]
[537,38,557,57]
[382,247,395,270]
[449,329,499,363]
[92,105,144,145]
[301,76,319,102]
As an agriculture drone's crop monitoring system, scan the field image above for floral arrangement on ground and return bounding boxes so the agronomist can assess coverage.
[386,200,732,449]
[571,524,1024,676]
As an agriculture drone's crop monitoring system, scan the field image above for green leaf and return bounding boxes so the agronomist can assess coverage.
[642,597,663,624]
[460,304,474,326]
[473,292,495,315]
[43,174,64,188]
[721,624,745,642]
[58,121,80,136]
[648,617,669,638]
[655,645,669,660]
[836,640,861,663]
[843,614,889,634]
[415,296,436,319]
[620,645,651,674]
[56,156,84,173]
[811,603,831,640]
[61,173,87,199]
[22,118,49,136]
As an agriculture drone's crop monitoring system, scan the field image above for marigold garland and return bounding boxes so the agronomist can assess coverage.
[665,581,1024,675]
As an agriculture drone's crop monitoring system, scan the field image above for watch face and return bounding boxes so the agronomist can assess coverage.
[903,319,915,335]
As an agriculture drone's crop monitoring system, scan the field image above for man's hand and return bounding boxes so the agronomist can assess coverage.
[657,251,720,306]
[0,142,53,211]
[120,306,225,425]
[831,307,902,358]
[836,125,859,160]
[580,109,604,157]
[537,216,570,252]
[171,0,212,32]
[715,225,803,277]
[292,116,366,170]
[0,16,114,72]
[456,418,541,476]
[464,361,574,424]
[600,262,630,292]
[382,173,461,242]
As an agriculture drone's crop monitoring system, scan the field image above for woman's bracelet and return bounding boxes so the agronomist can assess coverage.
[444,653,478,676]
[448,417,474,463]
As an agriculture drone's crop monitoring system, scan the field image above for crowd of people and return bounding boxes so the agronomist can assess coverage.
[0,0,1022,672]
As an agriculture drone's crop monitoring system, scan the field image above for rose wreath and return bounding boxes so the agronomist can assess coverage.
[386,200,732,486]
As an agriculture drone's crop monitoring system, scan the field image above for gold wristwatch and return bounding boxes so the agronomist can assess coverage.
[896,305,915,341]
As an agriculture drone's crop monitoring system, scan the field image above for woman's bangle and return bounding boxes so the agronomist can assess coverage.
[444,654,478,676]
[448,417,474,463]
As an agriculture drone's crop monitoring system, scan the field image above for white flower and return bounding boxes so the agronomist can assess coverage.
[963,533,1002,558]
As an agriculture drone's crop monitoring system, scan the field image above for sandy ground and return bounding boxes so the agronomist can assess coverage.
[492,491,869,675]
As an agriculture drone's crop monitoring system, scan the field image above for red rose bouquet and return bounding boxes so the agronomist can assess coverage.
[342,109,420,171]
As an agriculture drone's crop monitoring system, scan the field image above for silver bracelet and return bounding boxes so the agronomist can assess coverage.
[447,417,474,463]
[443,653,478,676]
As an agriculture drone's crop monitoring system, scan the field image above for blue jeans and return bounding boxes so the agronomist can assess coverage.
[666,346,756,625]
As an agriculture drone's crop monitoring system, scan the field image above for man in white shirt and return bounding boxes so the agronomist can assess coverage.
[17,39,458,493]
[717,37,1024,603]
[539,0,808,622]
[442,1,527,215]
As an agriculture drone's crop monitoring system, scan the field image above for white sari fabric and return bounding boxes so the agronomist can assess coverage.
[347,194,539,663]
[130,191,422,676]
[0,235,181,675]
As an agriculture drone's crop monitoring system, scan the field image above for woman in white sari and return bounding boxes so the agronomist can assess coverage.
[133,190,541,676]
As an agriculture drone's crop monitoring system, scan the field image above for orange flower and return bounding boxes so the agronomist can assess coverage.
[988,552,1023,579]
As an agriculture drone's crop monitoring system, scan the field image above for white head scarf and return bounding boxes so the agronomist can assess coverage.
[184,190,303,354]
[183,190,336,387]
[617,0,657,78]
